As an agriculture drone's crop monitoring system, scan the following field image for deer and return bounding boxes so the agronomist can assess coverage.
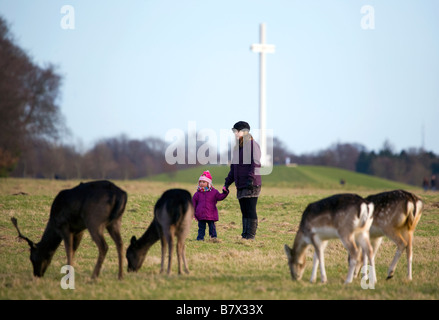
[355,190,423,281]
[284,193,375,284]
[126,188,193,275]
[11,180,127,280]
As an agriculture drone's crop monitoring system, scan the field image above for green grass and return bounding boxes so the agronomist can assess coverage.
[1,177,438,300]
[146,165,417,191]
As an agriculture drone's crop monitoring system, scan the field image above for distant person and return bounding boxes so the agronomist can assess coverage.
[431,174,437,191]
[223,121,262,240]
[193,170,229,241]
[422,177,429,192]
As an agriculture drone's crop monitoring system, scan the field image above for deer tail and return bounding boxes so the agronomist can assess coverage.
[109,190,128,221]
[407,197,423,230]
[359,202,374,229]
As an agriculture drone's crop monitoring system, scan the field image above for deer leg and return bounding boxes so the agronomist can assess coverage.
[167,233,174,275]
[63,231,74,267]
[387,247,404,280]
[107,220,124,280]
[159,235,166,274]
[73,231,84,255]
[386,232,407,280]
[176,236,189,275]
[89,226,108,279]
[370,237,382,262]
[67,231,84,269]
[341,236,359,284]
[352,247,363,278]
[312,237,327,283]
[357,232,376,284]
[317,248,327,284]
[406,232,414,280]
[181,242,190,274]
[310,252,319,283]
[370,237,383,282]
[176,237,182,275]
[319,241,328,283]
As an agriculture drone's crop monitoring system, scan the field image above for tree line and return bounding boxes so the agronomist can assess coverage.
[1,15,438,186]
[272,139,439,187]
[6,133,439,188]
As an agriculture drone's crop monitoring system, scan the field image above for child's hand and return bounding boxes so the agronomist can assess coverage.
[222,186,229,193]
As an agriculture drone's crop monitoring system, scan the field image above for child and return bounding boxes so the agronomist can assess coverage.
[192,170,229,241]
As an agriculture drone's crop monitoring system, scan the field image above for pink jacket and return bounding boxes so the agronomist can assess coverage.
[192,187,228,221]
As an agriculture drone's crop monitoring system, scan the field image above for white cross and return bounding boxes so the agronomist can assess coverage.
[251,23,275,167]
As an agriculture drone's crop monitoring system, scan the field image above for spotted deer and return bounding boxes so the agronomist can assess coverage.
[127,189,193,275]
[284,193,375,284]
[11,180,127,279]
[359,190,423,280]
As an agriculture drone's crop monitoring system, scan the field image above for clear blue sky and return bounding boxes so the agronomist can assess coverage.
[1,0,438,155]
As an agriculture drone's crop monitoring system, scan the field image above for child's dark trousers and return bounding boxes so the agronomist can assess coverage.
[197,220,217,240]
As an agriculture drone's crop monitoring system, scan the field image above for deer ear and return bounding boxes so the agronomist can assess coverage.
[130,236,137,245]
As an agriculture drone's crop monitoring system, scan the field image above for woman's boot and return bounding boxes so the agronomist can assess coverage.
[246,219,258,240]
[241,218,248,239]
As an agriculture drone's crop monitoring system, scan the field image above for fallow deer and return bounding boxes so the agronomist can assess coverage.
[359,190,423,280]
[11,180,127,279]
[284,193,375,284]
[127,188,193,275]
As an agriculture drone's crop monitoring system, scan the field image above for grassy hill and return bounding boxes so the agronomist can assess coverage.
[144,165,417,191]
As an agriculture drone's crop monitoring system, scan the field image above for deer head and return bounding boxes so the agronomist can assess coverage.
[126,236,147,272]
[284,243,307,281]
[284,229,309,281]
[11,217,50,277]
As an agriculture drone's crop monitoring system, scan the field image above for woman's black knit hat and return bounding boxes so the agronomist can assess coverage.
[232,121,250,131]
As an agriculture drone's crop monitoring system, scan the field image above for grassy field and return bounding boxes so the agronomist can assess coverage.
[1,168,439,300]
[147,164,415,190]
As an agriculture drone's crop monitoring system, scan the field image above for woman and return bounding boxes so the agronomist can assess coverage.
[223,121,261,240]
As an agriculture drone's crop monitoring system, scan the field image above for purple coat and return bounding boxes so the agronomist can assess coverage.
[224,138,262,190]
[193,187,228,221]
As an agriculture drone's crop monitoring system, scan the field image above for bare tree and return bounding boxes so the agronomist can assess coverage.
[0,16,66,176]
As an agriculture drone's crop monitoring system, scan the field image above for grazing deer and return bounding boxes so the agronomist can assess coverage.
[359,190,423,280]
[11,180,127,280]
[284,194,375,284]
[126,218,161,272]
[127,189,193,275]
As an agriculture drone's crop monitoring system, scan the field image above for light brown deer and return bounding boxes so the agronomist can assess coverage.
[127,188,193,275]
[284,193,375,284]
[11,180,127,279]
[360,190,423,280]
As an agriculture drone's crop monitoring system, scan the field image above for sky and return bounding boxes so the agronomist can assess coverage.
[1,0,438,156]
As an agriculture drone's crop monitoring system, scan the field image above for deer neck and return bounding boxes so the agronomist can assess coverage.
[136,219,161,254]
[37,221,63,257]
[292,231,308,264]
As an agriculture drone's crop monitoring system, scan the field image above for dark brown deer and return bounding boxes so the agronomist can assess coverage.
[127,189,193,275]
[284,193,375,284]
[11,180,127,280]
[359,190,423,280]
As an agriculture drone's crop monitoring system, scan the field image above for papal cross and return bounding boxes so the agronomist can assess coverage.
[251,23,275,166]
